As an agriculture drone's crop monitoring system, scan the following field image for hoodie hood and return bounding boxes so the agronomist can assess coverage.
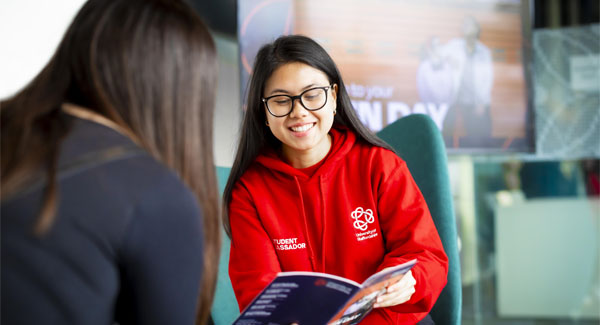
[255,125,356,180]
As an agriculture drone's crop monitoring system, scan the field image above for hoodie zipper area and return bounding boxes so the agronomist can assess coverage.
[319,176,327,272]
[294,176,318,271]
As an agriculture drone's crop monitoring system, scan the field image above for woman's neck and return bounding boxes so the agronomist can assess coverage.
[282,134,332,169]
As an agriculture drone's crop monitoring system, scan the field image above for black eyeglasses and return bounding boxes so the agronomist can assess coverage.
[262,85,333,117]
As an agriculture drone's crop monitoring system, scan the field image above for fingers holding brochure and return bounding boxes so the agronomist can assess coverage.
[374,270,417,308]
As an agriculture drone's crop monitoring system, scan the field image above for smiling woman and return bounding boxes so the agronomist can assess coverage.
[222,35,449,325]
[263,62,336,168]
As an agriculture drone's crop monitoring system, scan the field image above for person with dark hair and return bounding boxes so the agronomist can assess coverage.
[223,35,448,324]
[1,0,219,324]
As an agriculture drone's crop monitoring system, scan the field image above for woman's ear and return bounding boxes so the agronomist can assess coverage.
[332,84,338,102]
[331,84,338,111]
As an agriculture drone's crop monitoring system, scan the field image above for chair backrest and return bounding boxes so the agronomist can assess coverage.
[377,114,462,325]
[211,166,239,324]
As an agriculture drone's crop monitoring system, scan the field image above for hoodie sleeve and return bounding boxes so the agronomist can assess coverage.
[375,151,449,315]
[228,182,282,312]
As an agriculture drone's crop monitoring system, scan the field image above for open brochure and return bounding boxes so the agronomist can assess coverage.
[233,259,417,325]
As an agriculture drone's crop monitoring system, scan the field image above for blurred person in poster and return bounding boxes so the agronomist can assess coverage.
[442,16,494,147]
[417,37,458,110]
[1,0,219,324]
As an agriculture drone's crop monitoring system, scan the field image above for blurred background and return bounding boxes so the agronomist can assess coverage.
[1,0,598,324]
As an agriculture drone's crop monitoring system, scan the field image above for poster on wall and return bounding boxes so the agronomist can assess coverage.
[238,0,533,152]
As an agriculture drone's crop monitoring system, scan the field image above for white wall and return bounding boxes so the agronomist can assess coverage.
[0,1,241,167]
[0,0,86,98]
[495,198,600,319]
[213,34,242,168]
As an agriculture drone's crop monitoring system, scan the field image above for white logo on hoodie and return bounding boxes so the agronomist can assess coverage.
[351,207,374,231]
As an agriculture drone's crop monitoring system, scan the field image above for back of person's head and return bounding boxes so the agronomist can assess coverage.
[222,35,390,236]
[0,0,219,322]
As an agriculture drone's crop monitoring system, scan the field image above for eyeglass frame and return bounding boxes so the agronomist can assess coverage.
[262,84,334,117]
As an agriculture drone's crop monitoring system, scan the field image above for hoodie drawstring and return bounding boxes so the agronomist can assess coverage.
[294,176,317,271]
[319,176,327,271]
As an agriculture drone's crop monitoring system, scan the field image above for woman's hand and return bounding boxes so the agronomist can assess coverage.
[373,270,416,308]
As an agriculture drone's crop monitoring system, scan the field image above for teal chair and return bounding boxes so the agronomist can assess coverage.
[211,167,239,324]
[377,114,462,325]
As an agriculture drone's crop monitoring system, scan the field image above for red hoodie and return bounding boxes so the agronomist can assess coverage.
[228,126,448,324]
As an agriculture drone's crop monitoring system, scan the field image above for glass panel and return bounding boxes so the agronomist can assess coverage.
[450,156,600,324]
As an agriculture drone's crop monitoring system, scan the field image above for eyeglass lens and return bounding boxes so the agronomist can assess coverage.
[266,87,327,117]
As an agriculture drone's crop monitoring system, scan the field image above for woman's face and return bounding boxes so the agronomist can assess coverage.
[263,62,337,164]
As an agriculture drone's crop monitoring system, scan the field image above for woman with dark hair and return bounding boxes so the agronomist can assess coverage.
[1,0,218,324]
[224,35,448,324]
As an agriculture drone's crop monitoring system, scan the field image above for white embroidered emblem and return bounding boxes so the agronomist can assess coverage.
[351,207,375,231]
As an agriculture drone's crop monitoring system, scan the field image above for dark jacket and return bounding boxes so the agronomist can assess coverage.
[2,117,204,325]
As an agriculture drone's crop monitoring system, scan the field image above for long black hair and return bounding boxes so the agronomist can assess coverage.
[223,35,392,236]
[1,0,219,322]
